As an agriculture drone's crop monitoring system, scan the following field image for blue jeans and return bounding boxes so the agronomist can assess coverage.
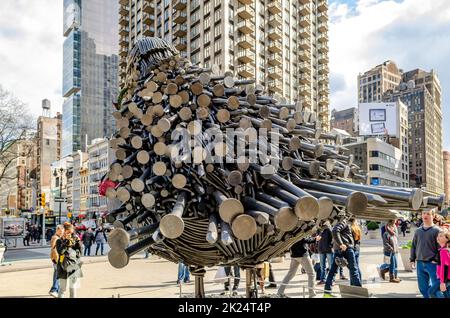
[84,245,92,256]
[319,253,345,281]
[416,261,445,298]
[355,250,362,281]
[95,243,104,255]
[324,248,361,293]
[50,263,59,292]
[178,263,190,282]
[380,252,398,277]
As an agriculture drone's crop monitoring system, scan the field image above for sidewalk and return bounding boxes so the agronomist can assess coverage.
[0,235,421,298]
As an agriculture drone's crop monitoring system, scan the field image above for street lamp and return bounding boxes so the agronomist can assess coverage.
[53,167,64,225]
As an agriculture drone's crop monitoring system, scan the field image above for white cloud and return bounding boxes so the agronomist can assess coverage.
[0,0,63,118]
[329,0,450,150]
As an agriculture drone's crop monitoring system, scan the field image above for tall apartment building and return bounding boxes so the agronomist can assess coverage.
[118,0,330,129]
[36,100,62,204]
[330,107,358,136]
[62,0,119,157]
[384,69,444,195]
[345,137,408,188]
[358,60,403,103]
[444,151,450,205]
[0,140,37,216]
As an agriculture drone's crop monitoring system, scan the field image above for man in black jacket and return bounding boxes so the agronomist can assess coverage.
[278,236,317,298]
[324,215,362,297]
[317,222,347,284]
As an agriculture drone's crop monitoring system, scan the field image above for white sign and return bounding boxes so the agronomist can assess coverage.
[359,103,400,138]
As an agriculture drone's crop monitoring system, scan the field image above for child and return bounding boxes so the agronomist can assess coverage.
[437,230,450,298]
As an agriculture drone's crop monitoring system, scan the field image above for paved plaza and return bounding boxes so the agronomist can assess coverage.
[0,230,422,298]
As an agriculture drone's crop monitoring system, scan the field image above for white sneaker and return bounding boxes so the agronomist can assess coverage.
[49,291,58,298]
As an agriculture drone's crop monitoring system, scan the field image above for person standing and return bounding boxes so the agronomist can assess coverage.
[94,226,107,256]
[48,225,64,298]
[410,208,444,298]
[221,265,240,296]
[57,223,83,298]
[324,213,362,297]
[400,220,409,237]
[436,230,450,298]
[278,237,317,298]
[177,262,190,284]
[82,228,95,256]
[379,220,401,283]
[317,221,347,285]
[350,218,363,281]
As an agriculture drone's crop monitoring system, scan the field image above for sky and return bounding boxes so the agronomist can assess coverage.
[0,0,448,149]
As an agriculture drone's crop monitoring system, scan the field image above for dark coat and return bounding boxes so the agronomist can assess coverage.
[290,237,316,258]
[56,236,83,280]
[82,232,95,246]
[317,227,333,254]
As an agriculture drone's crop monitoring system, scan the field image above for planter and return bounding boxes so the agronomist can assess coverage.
[399,248,413,272]
[368,230,378,239]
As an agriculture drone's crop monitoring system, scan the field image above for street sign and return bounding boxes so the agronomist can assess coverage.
[54,197,67,202]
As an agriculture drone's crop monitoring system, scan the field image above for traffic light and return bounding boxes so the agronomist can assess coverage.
[41,193,46,207]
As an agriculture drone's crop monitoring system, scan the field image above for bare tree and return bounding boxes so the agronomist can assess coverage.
[0,85,35,183]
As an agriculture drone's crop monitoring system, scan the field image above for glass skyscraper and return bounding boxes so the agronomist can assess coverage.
[62,0,119,156]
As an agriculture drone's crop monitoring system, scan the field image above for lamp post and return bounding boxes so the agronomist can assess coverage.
[53,168,64,225]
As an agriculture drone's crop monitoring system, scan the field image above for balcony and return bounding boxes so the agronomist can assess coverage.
[237,5,254,20]
[268,15,282,27]
[268,0,282,15]
[298,39,310,50]
[298,62,311,73]
[302,96,312,108]
[119,5,129,17]
[318,64,329,75]
[119,0,128,5]
[299,85,311,96]
[120,59,127,68]
[238,0,253,4]
[318,43,328,53]
[319,96,329,106]
[173,10,187,24]
[173,0,187,10]
[299,15,311,28]
[299,74,311,85]
[173,23,187,37]
[318,33,328,43]
[268,40,282,53]
[319,85,329,95]
[119,15,129,26]
[268,53,282,66]
[143,27,155,37]
[318,11,328,22]
[299,3,311,15]
[268,79,282,93]
[237,49,255,64]
[319,75,328,84]
[298,50,311,61]
[174,37,187,51]
[318,22,328,33]
[298,0,309,4]
[119,36,129,47]
[318,54,329,64]
[143,1,155,13]
[317,0,328,13]
[119,26,129,36]
[319,106,328,115]
[268,26,282,40]
[237,34,255,49]
[299,27,311,39]
[143,13,155,25]
[268,67,282,79]
[119,46,128,58]
[237,64,255,78]
[237,20,255,34]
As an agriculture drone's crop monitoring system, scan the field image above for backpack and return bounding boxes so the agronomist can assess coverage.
[61,249,81,273]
